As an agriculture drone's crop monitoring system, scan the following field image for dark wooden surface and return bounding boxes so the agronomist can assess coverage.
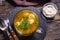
[0,1,60,40]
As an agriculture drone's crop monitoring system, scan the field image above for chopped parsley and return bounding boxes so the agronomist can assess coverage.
[19,18,30,30]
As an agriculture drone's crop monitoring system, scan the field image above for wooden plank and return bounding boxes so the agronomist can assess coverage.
[51,0,60,3]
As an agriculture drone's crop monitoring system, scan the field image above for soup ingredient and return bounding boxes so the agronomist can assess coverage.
[28,14,35,24]
[28,19,34,24]
[19,18,30,30]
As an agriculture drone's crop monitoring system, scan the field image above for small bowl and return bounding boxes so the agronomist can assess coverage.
[42,3,58,18]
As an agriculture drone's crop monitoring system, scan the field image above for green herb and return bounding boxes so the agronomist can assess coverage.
[19,18,30,30]
[40,38,42,40]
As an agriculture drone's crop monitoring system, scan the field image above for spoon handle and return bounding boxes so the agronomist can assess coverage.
[36,27,44,34]
[9,26,19,40]
[6,30,14,40]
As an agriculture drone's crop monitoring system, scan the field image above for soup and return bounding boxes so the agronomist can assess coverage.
[14,9,39,36]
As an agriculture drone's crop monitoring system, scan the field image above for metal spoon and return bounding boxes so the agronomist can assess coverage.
[0,18,14,40]
[0,18,19,40]
[7,19,19,40]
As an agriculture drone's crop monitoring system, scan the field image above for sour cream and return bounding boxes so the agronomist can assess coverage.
[42,3,58,18]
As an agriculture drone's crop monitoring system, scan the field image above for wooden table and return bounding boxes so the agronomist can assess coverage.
[0,2,60,40]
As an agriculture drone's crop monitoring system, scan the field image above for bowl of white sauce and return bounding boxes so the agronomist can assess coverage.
[42,3,58,18]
